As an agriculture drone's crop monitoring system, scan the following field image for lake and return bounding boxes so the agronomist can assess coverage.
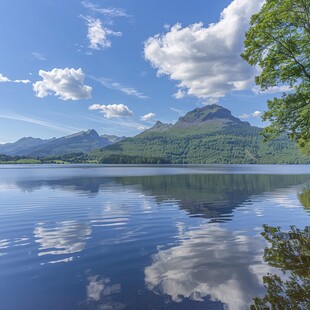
[0,164,309,309]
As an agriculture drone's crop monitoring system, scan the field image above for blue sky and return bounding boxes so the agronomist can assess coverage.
[0,0,286,143]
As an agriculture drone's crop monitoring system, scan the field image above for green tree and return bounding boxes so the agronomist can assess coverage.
[241,0,310,154]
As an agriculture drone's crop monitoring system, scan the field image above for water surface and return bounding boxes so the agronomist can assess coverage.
[0,165,309,309]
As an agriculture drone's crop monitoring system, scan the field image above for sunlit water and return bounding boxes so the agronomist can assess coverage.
[0,165,309,309]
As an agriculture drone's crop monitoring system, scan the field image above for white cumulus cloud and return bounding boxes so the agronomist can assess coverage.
[138,126,148,131]
[252,111,262,117]
[14,79,31,84]
[33,68,92,100]
[0,73,10,83]
[239,111,262,119]
[89,103,133,118]
[173,89,186,99]
[140,113,156,122]
[83,16,122,50]
[144,0,264,100]
[0,73,30,84]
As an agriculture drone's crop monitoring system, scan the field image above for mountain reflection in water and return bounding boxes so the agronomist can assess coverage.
[14,174,310,221]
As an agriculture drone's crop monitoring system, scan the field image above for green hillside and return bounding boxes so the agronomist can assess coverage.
[92,105,310,164]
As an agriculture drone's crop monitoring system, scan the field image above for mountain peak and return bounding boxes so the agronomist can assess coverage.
[64,129,99,139]
[175,104,243,127]
[154,120,163,126]
[85,129,99,138]
[142,121,172,133]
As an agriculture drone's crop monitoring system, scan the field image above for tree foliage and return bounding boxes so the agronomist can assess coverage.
[242,0,310,153]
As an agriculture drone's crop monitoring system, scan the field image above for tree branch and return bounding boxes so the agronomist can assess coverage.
[263,31,310,81]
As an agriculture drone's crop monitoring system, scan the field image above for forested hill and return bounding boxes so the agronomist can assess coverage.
[92,104,310,164]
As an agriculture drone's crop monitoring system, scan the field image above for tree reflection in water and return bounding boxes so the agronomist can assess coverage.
[251,225,310,309]
[298,186,310,210]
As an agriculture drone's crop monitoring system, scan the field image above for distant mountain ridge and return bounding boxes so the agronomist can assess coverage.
[92,104,310,164]
[0,130,124,157]
[0,137,55,156]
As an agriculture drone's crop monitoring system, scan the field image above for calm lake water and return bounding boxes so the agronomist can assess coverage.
[0,165,309,310]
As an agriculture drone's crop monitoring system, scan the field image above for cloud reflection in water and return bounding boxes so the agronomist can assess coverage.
[34,220,91,263]
[145,223,274,310]
[82,273,124,309]
[87,275,121,301]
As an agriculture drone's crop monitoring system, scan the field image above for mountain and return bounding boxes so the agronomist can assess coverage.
[0,137,54,156]
[174,104,245,128]
[0,130,124,157]
[92,104,310,164]
[100,134,125,143]
[144,121,173,133]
